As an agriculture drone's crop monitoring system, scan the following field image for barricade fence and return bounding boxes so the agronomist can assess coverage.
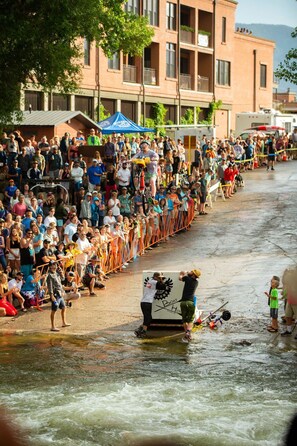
[35,201,195,302]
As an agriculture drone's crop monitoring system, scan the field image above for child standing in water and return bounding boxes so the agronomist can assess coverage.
[264,275,280,332]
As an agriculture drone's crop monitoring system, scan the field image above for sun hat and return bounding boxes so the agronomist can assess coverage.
[192,269,201,278]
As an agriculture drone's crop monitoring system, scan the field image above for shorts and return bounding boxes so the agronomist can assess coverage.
[180,300,195,323]
[268,154,276,161]
[51,296,66,311]
[270,308,278,319]
[285,303,297,319]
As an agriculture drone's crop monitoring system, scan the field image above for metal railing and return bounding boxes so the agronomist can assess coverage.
[180,73,192,90]
[144,67,157,85]
[123,64,137,83]
[197,75,210,92]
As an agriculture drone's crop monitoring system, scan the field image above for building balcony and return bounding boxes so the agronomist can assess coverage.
[144,67,157,85]
[180,73,192,90]
[180,29,195,45]
[123,64,137,83]
[198,32,211,48]
[197,75,210,92]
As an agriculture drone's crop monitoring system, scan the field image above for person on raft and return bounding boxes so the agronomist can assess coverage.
[179,269,201,342]
[134,272,167,338]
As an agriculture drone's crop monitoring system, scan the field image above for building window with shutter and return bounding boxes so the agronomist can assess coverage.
[216,59,231,86]
[144,0,159,27]
[108,52,120,70]
[260,64,267,88]
[166,2,176,30]
[84,39,90,66]
[166,43,176,78]
[124,0,139,15]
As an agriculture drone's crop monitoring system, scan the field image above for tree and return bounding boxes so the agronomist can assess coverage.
[275,27,297,85]
[0,0,154,124]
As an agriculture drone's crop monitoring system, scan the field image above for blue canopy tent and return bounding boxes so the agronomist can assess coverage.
[98,112,154,134]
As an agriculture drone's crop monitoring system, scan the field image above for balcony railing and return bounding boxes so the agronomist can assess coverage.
[180,29,194,45]
[123,64,137,83]
[197,75,210,92]
[180,73,192,90]
[144,67,157,85]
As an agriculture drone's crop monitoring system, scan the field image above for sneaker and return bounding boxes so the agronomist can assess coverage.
[281,330,292,336]
[271,167,275,171]
[182,336,189,343]
[123,263,129,266]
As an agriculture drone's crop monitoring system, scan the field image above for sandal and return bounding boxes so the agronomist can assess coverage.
[267,327,278,333]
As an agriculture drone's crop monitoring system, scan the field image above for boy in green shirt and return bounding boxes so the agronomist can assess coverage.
[265,275,280,332]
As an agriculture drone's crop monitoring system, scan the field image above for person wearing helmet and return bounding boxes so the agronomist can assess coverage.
[134,272,167,338]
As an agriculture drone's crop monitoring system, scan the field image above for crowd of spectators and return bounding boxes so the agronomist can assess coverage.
[0,127,294,316]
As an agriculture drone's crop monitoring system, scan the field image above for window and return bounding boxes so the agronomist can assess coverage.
[166,43,176,78]
[124,0,139,15]
[84,38,90,65]
[222,17,226,43]
[166,2,176,30]
[216,59,230,86]
[75,96,94,118]
[144,0,159,26]
[53,94,69,111]
[24,91,42,110]
[260,64,267,88]
[108,52,120,70]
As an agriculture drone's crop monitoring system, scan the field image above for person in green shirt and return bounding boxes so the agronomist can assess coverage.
[265,275,280,332]
[87,129,101,146]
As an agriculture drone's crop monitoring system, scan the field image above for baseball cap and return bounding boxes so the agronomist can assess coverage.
[92,159,98,163]
[93,197,99,201]
[86,192,92,197]
[43,239,50,244]
[49,260,56,266]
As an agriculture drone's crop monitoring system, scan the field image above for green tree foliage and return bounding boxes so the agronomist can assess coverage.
[275,27,297,85]
[0,0,154,124]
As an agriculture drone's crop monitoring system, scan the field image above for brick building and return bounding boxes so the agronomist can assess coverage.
[22,0,275,138]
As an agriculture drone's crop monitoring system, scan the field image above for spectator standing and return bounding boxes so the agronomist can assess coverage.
[87,128,101,146]
[87,159,105,193]
[47,261,71,332]
[48,146,62,178]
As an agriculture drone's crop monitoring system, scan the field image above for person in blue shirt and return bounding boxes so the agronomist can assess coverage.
[22,210,36,232]
[8,159,22,188]
[87,159,105,192]
[155,185,167,202]
[4,179,18,208]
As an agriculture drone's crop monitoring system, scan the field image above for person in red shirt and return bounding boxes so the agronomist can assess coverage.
[12,194,27,217]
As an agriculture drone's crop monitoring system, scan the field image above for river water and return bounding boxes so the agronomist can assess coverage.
[1,163,297,445]
[1,326,296,446]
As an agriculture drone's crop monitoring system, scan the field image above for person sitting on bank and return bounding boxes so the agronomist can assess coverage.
[62,271,81,307]
[83,256,106,296]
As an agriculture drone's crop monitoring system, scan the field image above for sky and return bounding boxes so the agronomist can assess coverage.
[235,0,297,27]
